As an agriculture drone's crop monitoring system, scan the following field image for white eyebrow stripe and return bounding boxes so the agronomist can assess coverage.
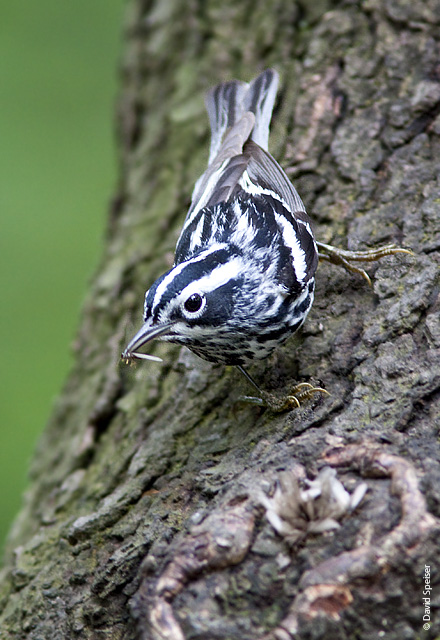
[152,261,187,309]
[152,243,227,309]
[177,256,244,303]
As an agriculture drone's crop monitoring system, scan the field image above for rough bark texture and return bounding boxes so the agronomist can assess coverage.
[1,0,440,639]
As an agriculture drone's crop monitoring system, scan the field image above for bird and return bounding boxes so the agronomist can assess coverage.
[122,69,410,408]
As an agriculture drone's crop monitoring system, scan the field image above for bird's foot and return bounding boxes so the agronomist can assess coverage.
[316,242,413,286]
[240,383,328,412]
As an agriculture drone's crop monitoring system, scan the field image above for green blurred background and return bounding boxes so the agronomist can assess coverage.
[0,1,124,552]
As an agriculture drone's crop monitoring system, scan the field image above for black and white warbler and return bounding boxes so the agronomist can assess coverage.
[122,70,410,408]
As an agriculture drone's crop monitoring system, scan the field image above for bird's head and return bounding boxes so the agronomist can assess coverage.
[122,245,248,363]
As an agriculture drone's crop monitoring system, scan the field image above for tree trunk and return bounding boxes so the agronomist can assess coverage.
[1,1,439,638]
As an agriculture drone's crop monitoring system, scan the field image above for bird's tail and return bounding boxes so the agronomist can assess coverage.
[205,69,279,163]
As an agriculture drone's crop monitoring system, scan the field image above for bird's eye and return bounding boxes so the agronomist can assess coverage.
[184,293,204,313]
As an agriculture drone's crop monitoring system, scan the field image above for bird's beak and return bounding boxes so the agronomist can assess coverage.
[121,321,175,363]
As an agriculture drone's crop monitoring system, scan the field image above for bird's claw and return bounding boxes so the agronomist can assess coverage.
[238,383,328,412]
[317,242,413,286]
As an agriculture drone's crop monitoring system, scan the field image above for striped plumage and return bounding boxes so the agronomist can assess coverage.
[123,69,318,367]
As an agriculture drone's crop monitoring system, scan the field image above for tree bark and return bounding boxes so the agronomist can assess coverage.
[1,0,439,638]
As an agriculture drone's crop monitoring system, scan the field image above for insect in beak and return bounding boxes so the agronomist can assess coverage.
[121,322,175,363]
